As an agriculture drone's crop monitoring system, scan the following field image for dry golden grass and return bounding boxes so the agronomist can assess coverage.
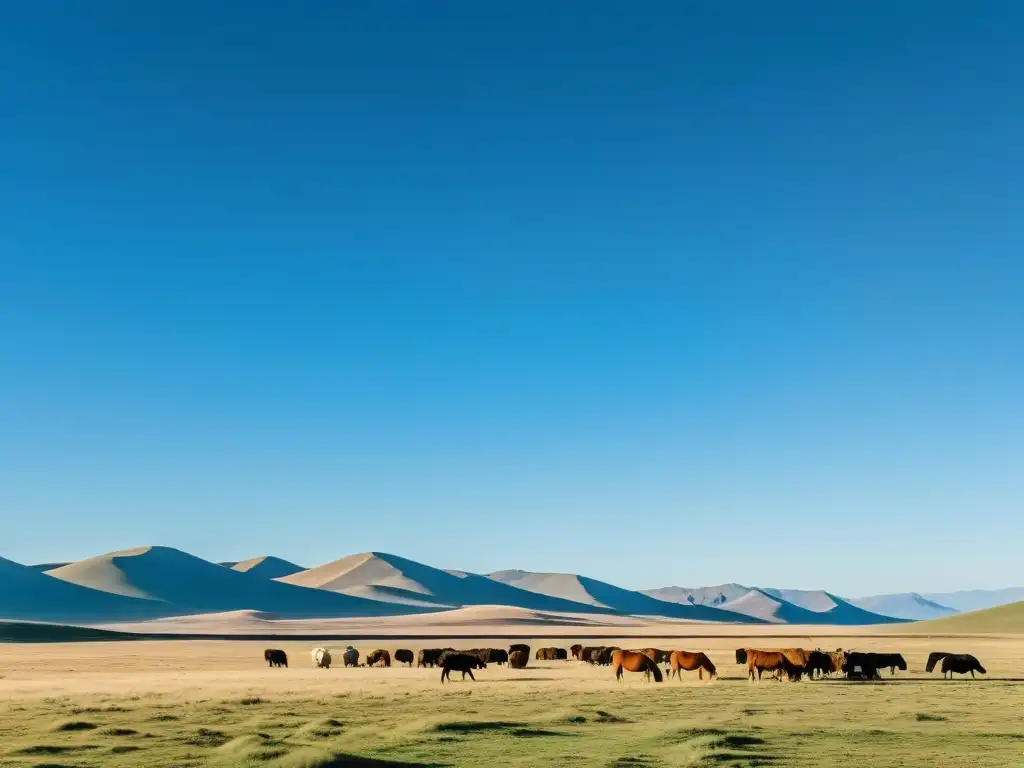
[0,634,1021,767]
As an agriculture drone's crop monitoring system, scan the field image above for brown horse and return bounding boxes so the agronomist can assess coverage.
[570,644,583,660]
[611,650,663,683]
[669,651,717,680]
[743,650,790,681]
[638,648,671,664]
[509,650,529,669]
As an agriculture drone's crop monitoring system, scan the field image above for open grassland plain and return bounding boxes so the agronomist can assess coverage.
[1,635,1022,767]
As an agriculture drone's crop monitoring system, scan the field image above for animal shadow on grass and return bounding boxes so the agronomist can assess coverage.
[432,721,571,738]
[668,727,780,765]
[303,756,450,767]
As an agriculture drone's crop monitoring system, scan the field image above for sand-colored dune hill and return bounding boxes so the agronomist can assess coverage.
[487,570,763,623]
[753,588,901,624]
[44,546,429,619]
[642,583,751,607]
[895,601,1024,635]
[229,555,306,580]
[725,589,901,625]
[279,552,614,615]
[715,588,829,624]
[0,556,174,623]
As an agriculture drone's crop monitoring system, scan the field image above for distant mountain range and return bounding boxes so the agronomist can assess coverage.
[1,547,1019,627]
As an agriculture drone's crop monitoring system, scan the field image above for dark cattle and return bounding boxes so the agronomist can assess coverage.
[487,648,509,665]
[940,654,986,679]
[844,652,897,680]
[342,647,360,668]
[509,650,529,669]
[596,646,620,666]
[581,646,602,664]
[441,653,486,683]
[875,653,907,675]
[735,648,748,665]
[394,649,414,667]
[555,647,568,660]
[417,648,443,668]
[366,649,391,668]
[570,644,583,660]
[805,650,833,679]
[509,644,531,657]
[264,649,288,668]
[925,652,953,673]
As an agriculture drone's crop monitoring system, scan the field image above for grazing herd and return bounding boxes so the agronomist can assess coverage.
[262,644,989,684]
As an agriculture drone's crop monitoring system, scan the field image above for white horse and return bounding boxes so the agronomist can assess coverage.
[313,647,332,669]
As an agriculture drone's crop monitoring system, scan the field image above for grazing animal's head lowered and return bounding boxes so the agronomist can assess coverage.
[735,649,747,665]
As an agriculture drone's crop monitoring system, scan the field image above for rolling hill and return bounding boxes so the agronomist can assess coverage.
[920,588,1024,614]
[45,546,426,619]
[641,583,751,607]
[229,556,306,580]
[0,555,175,623]
[895,601,1024,634]
[487,570,763,623]
[279,552,613,614]
[717,588,839,624]
[848,592,957,621]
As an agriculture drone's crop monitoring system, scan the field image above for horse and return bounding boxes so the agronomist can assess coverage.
[440,653,486,683]
[535,647,558,660]
[394,649,414,667]
[611,650,663,683]
[668,651,717,681]
[581,646,602,664]
[312,648,332,669]
[940,654,986,679]
[509,644,530,657]
[742,650,790,681]
[366,649,391,668]
[264,649,288,668]
[509,650,529,669]
[487,648,509,665]
[596,646,620,666]
[639,648,671,665]
[570,644,583,660]
[342,647,359,668]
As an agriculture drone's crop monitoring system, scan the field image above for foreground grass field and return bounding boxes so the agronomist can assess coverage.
[0,636,1021,767]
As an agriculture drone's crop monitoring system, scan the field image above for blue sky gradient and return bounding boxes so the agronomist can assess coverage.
[1,2,1022,594]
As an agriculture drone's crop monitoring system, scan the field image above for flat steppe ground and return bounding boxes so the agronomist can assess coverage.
[0,633,1021,767]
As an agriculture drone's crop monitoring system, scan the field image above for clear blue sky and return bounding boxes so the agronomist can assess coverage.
[1,2,1021,596]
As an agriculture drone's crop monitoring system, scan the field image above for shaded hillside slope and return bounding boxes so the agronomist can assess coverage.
[0,556,176,623]
[46,547,426,619]
[757,588,900,623]
[718,589,837,624]
[230,556,306,580]
[488,570,763,623]
[280,552,611,615]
